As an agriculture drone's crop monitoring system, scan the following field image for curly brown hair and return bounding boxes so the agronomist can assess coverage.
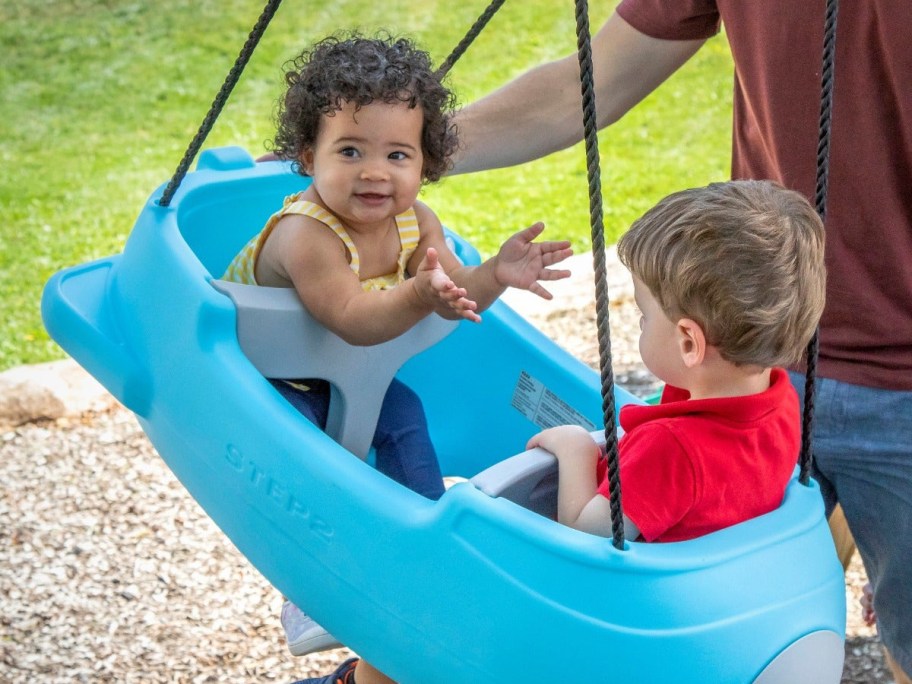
[271,32,459,183]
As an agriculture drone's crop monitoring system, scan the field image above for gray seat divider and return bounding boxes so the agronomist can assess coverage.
[470,430,607,519]
[212,280,457,460]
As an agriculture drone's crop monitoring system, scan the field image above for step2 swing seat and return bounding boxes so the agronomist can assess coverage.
[209,279,458,461]
[42,146,846,683]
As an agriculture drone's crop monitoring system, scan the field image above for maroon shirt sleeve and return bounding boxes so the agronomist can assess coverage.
[616,0,721,41]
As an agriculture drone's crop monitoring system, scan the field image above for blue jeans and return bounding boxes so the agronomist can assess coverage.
[790,372,912,674]
[270,377,445,501]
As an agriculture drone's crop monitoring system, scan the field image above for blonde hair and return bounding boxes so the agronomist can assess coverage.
[617,180,826,367]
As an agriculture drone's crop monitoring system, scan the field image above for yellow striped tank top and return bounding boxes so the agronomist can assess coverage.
[222,193,421,291]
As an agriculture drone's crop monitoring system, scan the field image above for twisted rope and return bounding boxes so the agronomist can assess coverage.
[436,0,506,77]
[158,0,284,207]
[799,0,840,485]
[574,0,624,549]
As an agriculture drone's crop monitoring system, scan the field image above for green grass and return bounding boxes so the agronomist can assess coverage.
[0,0,732,372]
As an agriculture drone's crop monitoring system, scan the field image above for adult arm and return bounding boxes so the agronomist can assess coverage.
[451,12,705,174]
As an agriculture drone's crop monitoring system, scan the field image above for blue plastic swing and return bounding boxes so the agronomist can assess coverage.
[41,0,851,678]
[42,146,846,683]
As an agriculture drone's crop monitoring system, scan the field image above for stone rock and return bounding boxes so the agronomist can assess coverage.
[0,359,119,429]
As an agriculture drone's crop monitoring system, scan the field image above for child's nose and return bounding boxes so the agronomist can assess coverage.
[360,162,389,181]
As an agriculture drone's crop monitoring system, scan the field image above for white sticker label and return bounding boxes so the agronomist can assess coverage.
[511,370,596,431]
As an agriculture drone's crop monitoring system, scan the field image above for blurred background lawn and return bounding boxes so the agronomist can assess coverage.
[0,0,732,372]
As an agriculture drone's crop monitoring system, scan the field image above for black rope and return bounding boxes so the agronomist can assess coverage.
[799,0,840,485]
[158,0,284,207]
[573,0,624,549]
[436,0,507,78]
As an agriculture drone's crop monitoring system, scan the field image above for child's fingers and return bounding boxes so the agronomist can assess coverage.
[451,296,480,322]
[423,246,440,270]
[514,221,546,242]
[538,267,572,281]
[455,304,481,323]
[453,296,478,312]
[528,282,554,300]
[527,427,559,450]
[543,245,573,263]
[429,269,459,293]
[434,279,466,299]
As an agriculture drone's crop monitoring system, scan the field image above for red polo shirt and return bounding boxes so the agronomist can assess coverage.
[597,368,798,542]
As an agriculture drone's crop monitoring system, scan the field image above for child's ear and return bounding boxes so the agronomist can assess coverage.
[676,318,706,368]
[300,149,315,176]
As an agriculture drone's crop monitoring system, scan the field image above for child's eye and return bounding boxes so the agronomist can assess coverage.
[339,147,360,158]
[388,151,409,161]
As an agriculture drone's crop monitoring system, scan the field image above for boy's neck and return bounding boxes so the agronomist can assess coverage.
[683,360,772,401]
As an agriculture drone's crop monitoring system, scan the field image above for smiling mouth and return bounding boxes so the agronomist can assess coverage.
[356,193,389,203]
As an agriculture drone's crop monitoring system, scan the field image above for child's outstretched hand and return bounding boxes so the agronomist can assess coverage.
[494,222,573,299]
[415,247,481,322]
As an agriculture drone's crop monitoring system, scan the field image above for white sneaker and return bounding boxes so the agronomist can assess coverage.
[280,600,343,656]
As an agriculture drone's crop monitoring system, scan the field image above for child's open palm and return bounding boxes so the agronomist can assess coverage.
[494,222,573,299]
